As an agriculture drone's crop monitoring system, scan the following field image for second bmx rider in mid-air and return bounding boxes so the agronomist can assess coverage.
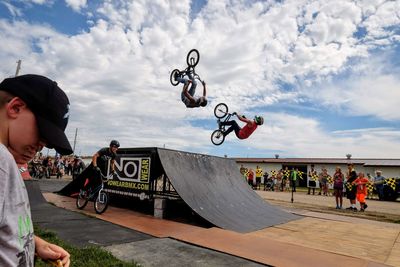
[219,113,264,140]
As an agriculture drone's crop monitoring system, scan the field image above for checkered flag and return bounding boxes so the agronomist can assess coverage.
[271,170,277,177]
[311,174,319,181]
[366,182,374,193]
[385,178,397,191]
[345,182,354,191]
[297,171,304,180]
[283,170,290,178]
[327,175,333,184]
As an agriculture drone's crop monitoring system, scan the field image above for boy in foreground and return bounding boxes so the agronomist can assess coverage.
[0,74,71,266]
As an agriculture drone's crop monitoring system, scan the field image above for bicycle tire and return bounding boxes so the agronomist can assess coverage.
[76,190,89,209]
[214,103,228,119]
[211,129,225,146]
[170,69,180,86]
[94,191,109,214]
[186,49,200,67]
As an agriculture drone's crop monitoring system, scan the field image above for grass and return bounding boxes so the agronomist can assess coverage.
[34,225,140,267]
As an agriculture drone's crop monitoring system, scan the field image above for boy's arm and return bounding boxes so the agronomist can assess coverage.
[35,235,70,267]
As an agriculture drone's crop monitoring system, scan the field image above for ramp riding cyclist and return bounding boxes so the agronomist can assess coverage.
[83,140,120,190]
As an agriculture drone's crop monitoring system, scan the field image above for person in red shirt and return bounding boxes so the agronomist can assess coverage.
[353,172,369,212]
[219,113,264,140]
[247,169,255,188]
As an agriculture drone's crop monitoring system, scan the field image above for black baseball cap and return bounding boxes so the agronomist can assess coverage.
[0,74,73,155]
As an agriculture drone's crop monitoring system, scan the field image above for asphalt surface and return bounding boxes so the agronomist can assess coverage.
[29,178,267,267]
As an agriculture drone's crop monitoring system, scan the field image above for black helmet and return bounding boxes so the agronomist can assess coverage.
[110,140,120,148]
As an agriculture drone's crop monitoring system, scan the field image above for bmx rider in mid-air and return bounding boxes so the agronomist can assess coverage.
[219,113,264,139]
[176,72,208,108]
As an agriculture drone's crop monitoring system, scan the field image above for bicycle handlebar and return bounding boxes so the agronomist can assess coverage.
[99,171,114,181]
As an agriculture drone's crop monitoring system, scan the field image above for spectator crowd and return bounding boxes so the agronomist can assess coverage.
[239,164,399,211]
[28,152,86,180]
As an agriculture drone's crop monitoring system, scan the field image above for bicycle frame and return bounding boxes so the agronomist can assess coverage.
[81,172,112,200]
[178,66,203,83]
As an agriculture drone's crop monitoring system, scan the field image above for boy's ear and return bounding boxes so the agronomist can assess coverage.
[6,97,27,118]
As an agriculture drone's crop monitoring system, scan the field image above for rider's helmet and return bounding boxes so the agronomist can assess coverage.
[254,115,264,125]
[110,140,120,148]
[199,97,208,107]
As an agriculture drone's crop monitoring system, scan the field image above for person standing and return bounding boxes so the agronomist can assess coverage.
[319,167,329,196]
[333,167,344,209]
[239,164,246,176]
[345,164,358,211]
[0,74,71,266]
[247,168,254,188]
[307,165,317,195]
[354,172,369,211]
[255,165,263,190]
[374,170,385,200]
[290,168,298,192]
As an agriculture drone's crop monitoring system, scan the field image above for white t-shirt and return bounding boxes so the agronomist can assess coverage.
[0,144,35,266]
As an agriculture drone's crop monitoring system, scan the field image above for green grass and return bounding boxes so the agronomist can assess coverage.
[34,225,140,267]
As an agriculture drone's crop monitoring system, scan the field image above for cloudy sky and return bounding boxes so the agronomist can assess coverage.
[1,0,400,158]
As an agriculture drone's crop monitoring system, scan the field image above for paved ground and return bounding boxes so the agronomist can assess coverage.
[33,178,400,267]
[31,178,266,267]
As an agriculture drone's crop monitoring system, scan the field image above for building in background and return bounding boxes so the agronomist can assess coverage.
[234,157,400,188]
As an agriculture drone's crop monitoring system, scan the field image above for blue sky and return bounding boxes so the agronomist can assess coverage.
[1,0,400,158]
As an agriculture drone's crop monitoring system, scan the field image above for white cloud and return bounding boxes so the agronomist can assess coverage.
[0,0,400,157]
[226,113,400,158]
[65,0,87,12]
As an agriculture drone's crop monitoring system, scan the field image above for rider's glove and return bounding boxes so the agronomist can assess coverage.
[232,112,237,116]
[93,166,101,172]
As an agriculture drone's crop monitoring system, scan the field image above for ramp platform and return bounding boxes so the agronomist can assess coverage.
[158,149,299,233]
[59,147,299,233]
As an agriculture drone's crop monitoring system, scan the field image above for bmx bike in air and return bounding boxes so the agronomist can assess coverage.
[211,103,236,146]
[76,170,113,214]
[170,49,204,86]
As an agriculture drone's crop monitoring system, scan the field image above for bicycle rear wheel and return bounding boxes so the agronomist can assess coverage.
[76,190,89,209]
[170,69,180,86]
[94,191,109,214]
[214,103,228,119]
[186,49,200,67]
[211,129,225,146]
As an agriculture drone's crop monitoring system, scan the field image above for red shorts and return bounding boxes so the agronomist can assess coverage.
[356,193,366,203]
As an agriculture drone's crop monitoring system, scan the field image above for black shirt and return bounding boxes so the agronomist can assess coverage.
[96,147,116,163]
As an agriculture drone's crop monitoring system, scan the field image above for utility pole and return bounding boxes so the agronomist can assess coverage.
[73,128,78,155]
[15,60,22,77]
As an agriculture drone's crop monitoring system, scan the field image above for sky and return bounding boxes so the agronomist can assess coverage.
[1,0,400,158]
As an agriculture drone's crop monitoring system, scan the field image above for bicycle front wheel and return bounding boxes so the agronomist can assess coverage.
[94,191,109,214]
[170,69,180,86]
[186,49,200,67]
[76,190,89,209]
[214,103,228,119]
[211,129,225,146]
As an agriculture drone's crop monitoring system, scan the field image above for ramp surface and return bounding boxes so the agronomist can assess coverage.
[157,149,299,233]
